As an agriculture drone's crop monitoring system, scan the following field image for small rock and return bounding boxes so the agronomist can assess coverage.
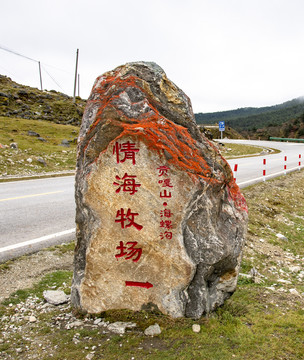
[249,267,263,284]
[265,286,276,291]
[278,279,292,285]
[238,273,251,279]
[276,233,288,241]
[93,318,102,325]
[29,316,37,323]
[259,238,265,243]
[66,320,83,329]
[85,353,94,360]
[38,137,47,142]
[43,290,69,305]
[61,139,70,147]
[10,142,18,149]
[289,266,301,273]
[289,288,301,297]
[144,323,161,336]
[192,324,201,333]
[26,158,33,163]
[37,158,47,166]
[27,130,40,137]
[107,321,137,334]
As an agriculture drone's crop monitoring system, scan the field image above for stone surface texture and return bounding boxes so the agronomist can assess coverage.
[71,62,248,319]
[144,323,162,336]
[107,321,137,334]
[43,290,69,305]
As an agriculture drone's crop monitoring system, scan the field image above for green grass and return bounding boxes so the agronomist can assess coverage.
[2,280,303,360]
[0,116,79,175]
[1,270,72,306]
[1,276,303,359]
[243,171,304,257]
[219,142,278,159]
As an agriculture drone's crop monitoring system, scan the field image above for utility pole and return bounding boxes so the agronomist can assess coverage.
[78,74,80,97]
[73,48,79,103]
[38,61,43,91]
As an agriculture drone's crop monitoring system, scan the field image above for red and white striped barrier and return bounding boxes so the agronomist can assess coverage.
[263,158,266,181]
[299,154,302,170]
[233,164,238,182]
[284,156,287,175]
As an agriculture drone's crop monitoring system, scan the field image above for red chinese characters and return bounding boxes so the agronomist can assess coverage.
[157,166,170,177]
[160,209,173,218]
[115,241,142,262]
[113,173,141,195]
[157,165,174,240]
[115,208,143,231]
[112,141,144,265]
[160,220,172,229]
[160,231,173,240]
[113,141,139,165]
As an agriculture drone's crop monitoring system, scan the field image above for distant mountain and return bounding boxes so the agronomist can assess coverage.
[195,97,304,132]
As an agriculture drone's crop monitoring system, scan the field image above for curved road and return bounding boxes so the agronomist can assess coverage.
[221,139,304,187]
[0,140,303,262]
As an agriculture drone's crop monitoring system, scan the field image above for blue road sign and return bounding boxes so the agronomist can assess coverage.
[219,121,225,131]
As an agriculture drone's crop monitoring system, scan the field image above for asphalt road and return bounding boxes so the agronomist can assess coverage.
[1,140,304,262]
[0,176,75,262]
[221,139,304,187]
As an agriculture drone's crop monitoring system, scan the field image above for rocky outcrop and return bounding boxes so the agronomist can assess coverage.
[71,61,248,319]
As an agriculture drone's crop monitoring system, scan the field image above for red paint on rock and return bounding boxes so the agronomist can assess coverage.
[81,68,247,213]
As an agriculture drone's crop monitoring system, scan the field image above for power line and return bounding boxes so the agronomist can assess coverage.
[0,44,67,92]
[0,44,43,90]
[0,44,73,76]
[42,62,72,75]
[0,44,78,96]
[41,64,65,92]
[0,44,38,63]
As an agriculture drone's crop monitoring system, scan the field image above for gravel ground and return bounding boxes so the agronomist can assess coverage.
[0,249,73,303]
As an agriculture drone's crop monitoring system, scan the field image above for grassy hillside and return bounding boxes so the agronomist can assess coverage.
[0,116,78,177]
[0,75,86,126]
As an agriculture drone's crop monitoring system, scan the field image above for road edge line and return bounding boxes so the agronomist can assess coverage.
[0,228,76,253]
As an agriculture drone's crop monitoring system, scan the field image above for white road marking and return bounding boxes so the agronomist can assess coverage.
[0,228,75,253]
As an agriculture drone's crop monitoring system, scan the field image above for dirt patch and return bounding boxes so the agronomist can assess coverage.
[0,250,73,302]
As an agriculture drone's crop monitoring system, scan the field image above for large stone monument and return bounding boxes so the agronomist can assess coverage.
[71,62,248,319]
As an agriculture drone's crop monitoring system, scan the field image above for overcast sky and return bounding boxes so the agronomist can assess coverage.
[1,0,304,113]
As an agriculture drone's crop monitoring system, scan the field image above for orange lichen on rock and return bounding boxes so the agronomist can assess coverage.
[83,76,217,181]
[227,180,248,213]
[78,63,247,213]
